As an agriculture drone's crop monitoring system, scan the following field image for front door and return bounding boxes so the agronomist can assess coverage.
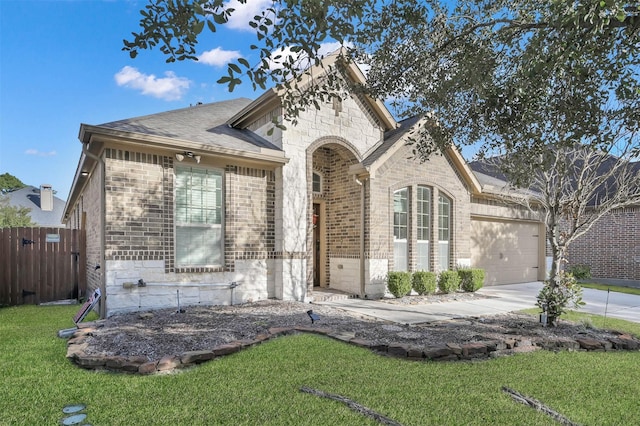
[313,203,320,286]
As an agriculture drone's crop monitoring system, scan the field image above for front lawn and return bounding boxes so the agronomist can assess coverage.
[1,305,639,425]
[579,282,640,296]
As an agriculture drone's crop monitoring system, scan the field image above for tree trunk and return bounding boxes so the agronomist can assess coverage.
[547,220,565,289]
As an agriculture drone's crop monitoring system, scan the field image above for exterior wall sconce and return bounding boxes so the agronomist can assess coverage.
[176,151,201,163]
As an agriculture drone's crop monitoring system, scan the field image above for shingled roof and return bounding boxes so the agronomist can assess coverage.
[5,186,65,227]
[88,98,281,154]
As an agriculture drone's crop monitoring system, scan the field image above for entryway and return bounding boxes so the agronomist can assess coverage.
[312,202,326,288]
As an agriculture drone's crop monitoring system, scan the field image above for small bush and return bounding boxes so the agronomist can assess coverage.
[536,272,585,326]
[387,271,412,298]
[438,270,461,294]
[412,271,437,295]
[568,264,591,280]
[458,268,485,292]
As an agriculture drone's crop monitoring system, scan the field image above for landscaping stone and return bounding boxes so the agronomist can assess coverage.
[387,344,409,357]
[462,342,487,357]
[75,355,107,368]
[407,347,424,359]
[349,337,373,348]
[268,327,295,336]
[328,331,356,343]
[424,346,453,360]
[67,322,640,375]
[180,350,215,364]
[212,342,242,356]
[156,355,181,371]
[138,361,158,374]
[445,343,462,355]
[576,338,604,351]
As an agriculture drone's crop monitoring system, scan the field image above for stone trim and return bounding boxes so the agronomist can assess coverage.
[67,322,640,375]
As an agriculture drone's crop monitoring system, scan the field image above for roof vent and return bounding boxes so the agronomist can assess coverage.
[40,184,53,211]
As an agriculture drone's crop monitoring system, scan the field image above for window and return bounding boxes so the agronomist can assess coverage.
[393,188,408,271]
[312,171,323,194]
[438,194,451,271]
[416,186,431,271]
[175,166,223,266]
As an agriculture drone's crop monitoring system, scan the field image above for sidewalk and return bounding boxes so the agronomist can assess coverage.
[315,282,640,325]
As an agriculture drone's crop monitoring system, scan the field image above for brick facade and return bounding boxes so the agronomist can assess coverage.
[104,149,166,262]
[567,207,640,281]
[66,144,279,315]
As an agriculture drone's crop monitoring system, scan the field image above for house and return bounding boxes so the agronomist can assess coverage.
[470,157,640,284]
[63,51,546,317]
[5,184,65,227]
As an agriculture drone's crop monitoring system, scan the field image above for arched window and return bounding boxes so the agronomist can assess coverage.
[438,194,451,271]
[393,188,408,271]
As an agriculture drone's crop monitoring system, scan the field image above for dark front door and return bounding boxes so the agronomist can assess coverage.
[313,203,320,286]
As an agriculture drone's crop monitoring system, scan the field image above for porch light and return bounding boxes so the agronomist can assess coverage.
[176,151,201,163]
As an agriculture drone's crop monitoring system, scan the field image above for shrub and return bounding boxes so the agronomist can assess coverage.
[458,268,485,292]
[568,264,591,280]
[387,271,412,298]
[438,270,461,294]
[412,271,437,295]
[536,272,585,326]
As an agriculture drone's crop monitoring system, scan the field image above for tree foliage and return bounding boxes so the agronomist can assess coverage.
[123,0,639,156]
[0,195,33,228]
[0,173,26,194]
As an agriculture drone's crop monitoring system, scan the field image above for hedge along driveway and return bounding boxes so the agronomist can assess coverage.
[2,304,640,425]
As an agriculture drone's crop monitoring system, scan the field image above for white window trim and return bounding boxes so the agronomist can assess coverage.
[312,171,323,194]
[438,194,451,271]
[393,188,409,271]
[416,186,431,271]
[174,165,225,268]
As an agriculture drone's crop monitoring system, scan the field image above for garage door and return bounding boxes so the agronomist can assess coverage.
[470,218,541,286]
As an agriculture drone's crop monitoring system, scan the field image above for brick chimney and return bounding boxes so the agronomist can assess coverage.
[40,184,53,211]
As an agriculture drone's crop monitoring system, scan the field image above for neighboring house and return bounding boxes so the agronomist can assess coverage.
[564,159,640,283]
[5,185,65,227]
[470,159,640,284]
[63,51,545,317]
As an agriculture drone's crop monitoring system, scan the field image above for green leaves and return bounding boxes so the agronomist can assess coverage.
[123,0,638,166]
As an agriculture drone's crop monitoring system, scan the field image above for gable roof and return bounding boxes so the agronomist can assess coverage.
[228,48,397,131]
[357,115,482,194]
[5,186,65,227]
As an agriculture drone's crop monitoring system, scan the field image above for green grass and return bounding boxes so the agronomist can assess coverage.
[521,308,640,338]
[579,282,640,296]
[2,305,640,425]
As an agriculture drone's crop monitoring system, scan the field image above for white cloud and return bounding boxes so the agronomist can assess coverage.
[225,0,274,31]
[198,47,242,67]
[25,149,57,157]
[114,66,191,101]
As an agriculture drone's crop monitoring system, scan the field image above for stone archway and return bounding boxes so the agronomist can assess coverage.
[307,139,362,294]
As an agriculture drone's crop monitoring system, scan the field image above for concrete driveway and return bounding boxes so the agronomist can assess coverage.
[316,282,640,325]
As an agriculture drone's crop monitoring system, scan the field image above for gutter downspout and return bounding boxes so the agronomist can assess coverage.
[355,176,367,297]
[81,141,107,319]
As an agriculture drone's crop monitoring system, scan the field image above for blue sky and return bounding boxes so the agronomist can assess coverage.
[0,0,278,200]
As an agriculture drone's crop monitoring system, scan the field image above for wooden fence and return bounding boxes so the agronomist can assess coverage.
[0,227,86,306]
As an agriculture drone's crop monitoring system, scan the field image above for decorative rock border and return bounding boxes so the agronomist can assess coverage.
[66,322,640,375]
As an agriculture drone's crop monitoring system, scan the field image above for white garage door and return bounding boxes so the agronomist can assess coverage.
[471,218,540,286]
